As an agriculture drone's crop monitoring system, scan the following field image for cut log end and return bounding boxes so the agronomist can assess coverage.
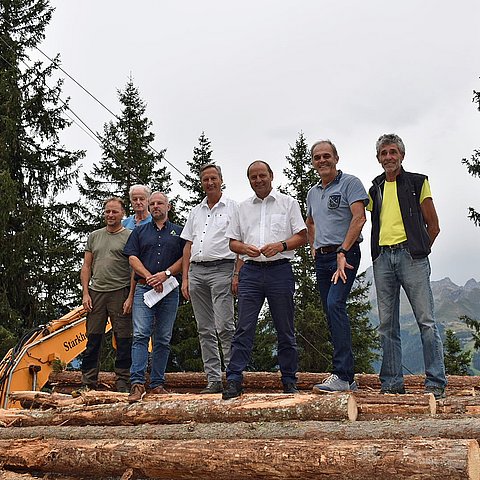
[347,394,358,421]
[467,439,480,480]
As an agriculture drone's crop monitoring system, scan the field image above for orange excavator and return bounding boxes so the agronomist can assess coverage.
[0,306,111,409]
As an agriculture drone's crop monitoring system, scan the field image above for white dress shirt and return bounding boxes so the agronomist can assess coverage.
[226,189,306,262]
[181,195,238,262]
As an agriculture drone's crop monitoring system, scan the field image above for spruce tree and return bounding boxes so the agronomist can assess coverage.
[444,329,472,375]
[0,0,84,348]
[462,88,480,226]
[77,78,171,233]
[178,131,215,213]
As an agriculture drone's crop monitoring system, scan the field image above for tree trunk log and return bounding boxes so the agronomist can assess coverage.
[3,418,480,442]
[0,392,357,427]
[0,437,478,480]
[48,371,480,393]
[354,392,436,418]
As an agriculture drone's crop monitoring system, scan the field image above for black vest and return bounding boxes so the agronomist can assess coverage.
[369,168,431,261]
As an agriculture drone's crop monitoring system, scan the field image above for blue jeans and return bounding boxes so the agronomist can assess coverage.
[315,244,360,383]
[227,261,297,385]
[373,248,446,390]
[130,284,179,388]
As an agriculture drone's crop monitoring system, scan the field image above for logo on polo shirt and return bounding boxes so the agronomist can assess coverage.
[170,230,177,235]
[328,194,341,209]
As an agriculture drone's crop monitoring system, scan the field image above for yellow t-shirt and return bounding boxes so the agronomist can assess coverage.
[367,179,431,246]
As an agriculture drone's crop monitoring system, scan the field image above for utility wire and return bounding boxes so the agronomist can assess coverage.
[1,20,186,178]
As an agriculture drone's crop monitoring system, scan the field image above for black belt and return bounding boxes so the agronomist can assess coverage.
[191,259,235,267]
[245,259,290,267]
[380,241,408,250]
[316,245,341,255]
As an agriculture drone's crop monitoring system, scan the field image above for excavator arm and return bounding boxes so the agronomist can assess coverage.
[0,306,111,409]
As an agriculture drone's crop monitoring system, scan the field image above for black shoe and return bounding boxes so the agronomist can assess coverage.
[283,383,299,394]
[380,386,406,394]
[222,380,243,400]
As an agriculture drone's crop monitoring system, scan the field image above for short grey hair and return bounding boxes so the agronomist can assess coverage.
[149,191,169,203]
[199,163,222,180]
[376,134,406,158]
[310,140,339,159]
[129,184,151,199]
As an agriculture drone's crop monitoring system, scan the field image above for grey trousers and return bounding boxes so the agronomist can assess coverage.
[189,262,236,382]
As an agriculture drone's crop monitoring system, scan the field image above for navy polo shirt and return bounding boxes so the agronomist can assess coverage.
[123,219,185,279]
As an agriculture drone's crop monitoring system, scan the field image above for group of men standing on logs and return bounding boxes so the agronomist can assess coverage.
[78,133,447,402]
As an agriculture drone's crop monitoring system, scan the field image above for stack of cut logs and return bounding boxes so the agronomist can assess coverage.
[1,372,480,479]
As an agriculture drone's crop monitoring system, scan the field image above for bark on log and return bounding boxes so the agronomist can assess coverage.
[437,397,480,415]
[354,392,436,419]
[0,392,357,427]
[3,418,480,442]
[48,371,480,393]
[0,437,478,480]
[9,390,128,409]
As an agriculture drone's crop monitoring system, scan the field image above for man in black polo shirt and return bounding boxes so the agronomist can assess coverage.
[123,191,185,402]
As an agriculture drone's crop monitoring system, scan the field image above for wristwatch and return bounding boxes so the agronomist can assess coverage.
[281,241,288,252]
[336,246,349,255]
[165,269,172,278]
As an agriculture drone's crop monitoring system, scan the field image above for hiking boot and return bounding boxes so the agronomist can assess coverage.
[222,380,243,400]
[115,378,130,393]
[425,386,446,400]
[128,383,146,403]
[149,385,169,395]
[380,386,406,394]
[312,374,352,393]
[200,381,223,394]
[283,383,299,394]
[71,384,95,398]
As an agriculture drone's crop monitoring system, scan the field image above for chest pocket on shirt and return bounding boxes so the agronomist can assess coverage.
[328,194,341,209]
[214,214,229,230]
[270,214,286,235]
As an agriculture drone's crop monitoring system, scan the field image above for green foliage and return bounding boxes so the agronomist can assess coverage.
[250,313,278,372]
[178,131,218,214]
[444,329,472,375]
[463,315,480,351]
[462,88,480,227]
[348,273,380,373]
[168,300,203,372]
[77,77,172,234]
[0,0,84,341]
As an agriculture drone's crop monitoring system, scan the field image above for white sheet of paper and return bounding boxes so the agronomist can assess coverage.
[143,276,179,308]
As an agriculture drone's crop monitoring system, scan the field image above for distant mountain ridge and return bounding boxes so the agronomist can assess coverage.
[364,267,480,373]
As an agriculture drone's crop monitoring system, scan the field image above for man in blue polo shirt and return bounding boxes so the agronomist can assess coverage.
[123,191,185,402]
[306,140,368,392]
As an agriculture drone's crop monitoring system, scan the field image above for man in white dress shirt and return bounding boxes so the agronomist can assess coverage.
[222,160,307,399]
[181,163,238,394]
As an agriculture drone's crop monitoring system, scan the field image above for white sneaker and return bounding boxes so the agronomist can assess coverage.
[313,374,352,393]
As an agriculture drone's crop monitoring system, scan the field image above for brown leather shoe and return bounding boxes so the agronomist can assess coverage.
[149,385,169,394]
[128,383,146,403]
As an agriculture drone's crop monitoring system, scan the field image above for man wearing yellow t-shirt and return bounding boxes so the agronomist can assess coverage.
[367,133,446,400]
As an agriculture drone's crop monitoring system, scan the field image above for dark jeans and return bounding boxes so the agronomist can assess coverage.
[227,261,297,385]
[315,244,360,383]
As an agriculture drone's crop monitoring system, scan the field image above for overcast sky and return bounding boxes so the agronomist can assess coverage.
[41,0,480,285]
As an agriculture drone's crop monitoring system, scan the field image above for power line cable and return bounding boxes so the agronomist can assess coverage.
[1,20,186,178]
